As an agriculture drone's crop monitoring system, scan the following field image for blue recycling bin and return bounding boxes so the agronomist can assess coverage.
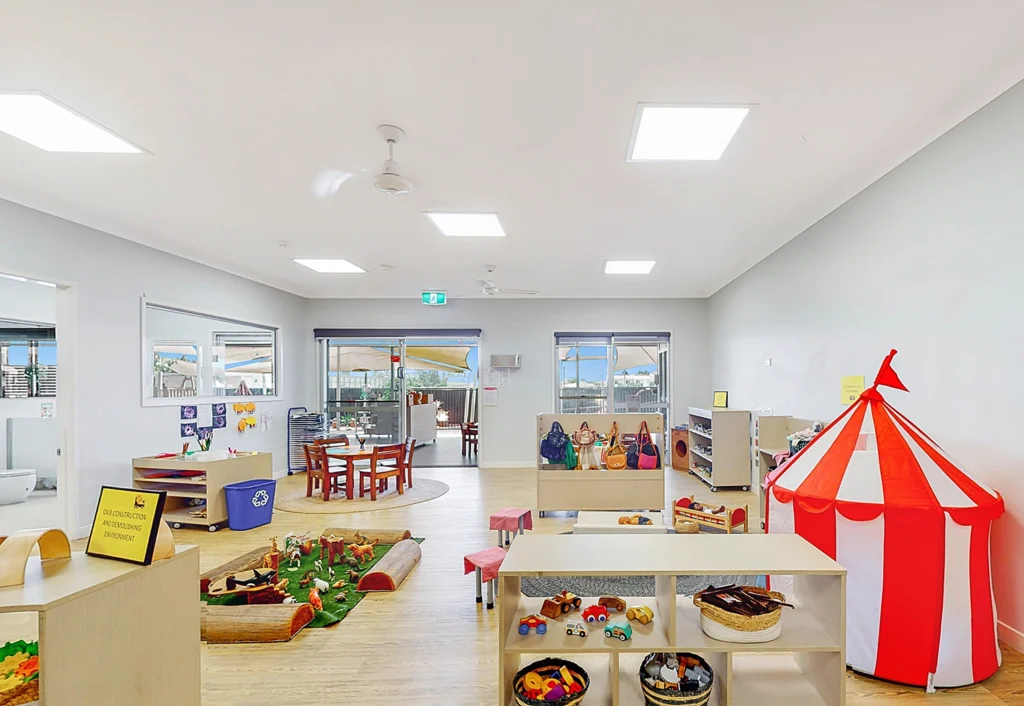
[224,478,277,531]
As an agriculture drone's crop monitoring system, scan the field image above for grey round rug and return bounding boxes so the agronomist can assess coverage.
[520,574,759,598]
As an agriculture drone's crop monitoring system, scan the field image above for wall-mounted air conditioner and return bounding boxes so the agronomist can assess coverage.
[490,354,521,369]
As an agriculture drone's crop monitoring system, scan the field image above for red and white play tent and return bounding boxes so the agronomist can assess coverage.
[765,350,1004,688]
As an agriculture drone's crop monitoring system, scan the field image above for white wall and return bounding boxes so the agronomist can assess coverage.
[0,276,57,471]
[0,198,308,533]
[306,298,711,467]
[709,81,1024,641]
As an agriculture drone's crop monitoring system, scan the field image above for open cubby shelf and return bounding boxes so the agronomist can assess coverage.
[497,534,846,706]
[687,407,751,491]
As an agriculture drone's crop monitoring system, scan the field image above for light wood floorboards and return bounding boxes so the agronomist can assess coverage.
[178,468,1023,705]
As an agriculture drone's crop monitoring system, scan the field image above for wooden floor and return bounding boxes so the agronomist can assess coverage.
[181,468,1024,705]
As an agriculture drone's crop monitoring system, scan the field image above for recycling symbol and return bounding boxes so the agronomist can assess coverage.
[251,489,270,508]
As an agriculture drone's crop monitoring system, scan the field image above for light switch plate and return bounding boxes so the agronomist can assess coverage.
[764,357,772,367]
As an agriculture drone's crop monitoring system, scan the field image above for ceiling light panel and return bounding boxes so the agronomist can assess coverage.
[0,93,141,153]
[628,104,749,161]
[605,260,656,274]
[425,212,506,237]
[293,259,366,274]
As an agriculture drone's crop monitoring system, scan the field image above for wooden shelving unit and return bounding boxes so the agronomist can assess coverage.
[498,534,846,706]
[688,407,751,492]
[754,416,817,520]
[132,452,272,531]
[536,413,665,513]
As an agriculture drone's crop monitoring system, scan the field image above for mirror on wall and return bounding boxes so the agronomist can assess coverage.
[143,302,277,403]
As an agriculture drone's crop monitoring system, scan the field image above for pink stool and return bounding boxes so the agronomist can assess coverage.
[489,508,533,546]
[464,546,506,609]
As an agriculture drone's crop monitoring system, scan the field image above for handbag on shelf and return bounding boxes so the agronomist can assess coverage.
[540,421,569,463]
[574,422,599,470]
[626,421,661,469]
[565,438,578,470]
[603,422,628,470]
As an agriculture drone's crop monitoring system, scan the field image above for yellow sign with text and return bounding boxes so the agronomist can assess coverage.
[86,487,167,565]
[712,391,729,408]
[841,376,865,405]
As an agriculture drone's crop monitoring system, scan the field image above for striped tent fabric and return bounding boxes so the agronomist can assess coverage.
[765,351,1004,689]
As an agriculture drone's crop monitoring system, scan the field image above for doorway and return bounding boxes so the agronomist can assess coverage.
[317,330,480,468]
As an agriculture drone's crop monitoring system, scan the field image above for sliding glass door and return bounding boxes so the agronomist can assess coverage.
[324,338,406,445]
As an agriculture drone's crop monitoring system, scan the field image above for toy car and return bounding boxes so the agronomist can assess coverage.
[598,595,626,613]
[518,614,548,636]
[540,590,583,619]
[582,604,609,623]
[604,622,633,641]
[564,620,588,637]
[626,605,654,625]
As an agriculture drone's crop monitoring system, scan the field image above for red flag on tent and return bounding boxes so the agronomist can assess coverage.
[873,349,908,392]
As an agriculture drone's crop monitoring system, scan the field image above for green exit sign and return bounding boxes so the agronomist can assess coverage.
[421,291,447,306]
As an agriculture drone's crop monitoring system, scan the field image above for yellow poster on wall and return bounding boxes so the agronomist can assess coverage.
[713,391,729,408]
[841,376,865,405]
[86,487,167,565]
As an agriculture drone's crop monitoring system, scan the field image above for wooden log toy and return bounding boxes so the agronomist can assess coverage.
[200,603,314,644]
[356,539,422,592]
[322,527,413,545]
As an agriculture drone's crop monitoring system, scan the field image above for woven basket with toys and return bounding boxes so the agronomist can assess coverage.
[513,658,589,706]
[639,652,714,706]
[692,584,792,643]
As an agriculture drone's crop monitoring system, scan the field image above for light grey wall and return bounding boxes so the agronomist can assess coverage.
[708,80,1024,638]
[0,198,308,531]
[306,298,711,467]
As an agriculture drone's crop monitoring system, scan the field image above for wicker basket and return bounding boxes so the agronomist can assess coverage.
[674,520,699,534]
[638,653,713,706]
[692,586,785,643]
[513,658,589,706]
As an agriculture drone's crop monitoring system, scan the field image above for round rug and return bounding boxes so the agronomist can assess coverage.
[274,476,449,514]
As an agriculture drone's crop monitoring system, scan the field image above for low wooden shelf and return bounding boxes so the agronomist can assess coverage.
[133,452,272,531]
[536,413,665,514]
[497,534,846,706]
[0,546,200,705]
[688,407,751,492]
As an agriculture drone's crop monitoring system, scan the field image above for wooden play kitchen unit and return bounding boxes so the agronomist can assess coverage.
[497,533,846,706]
[0,544,200,705]
[536,413,665,514]
[133,452,272,531]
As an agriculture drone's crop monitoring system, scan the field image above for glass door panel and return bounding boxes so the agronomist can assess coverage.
[325,338,404,445]
[611,340,670,450]
[557,344,610,413]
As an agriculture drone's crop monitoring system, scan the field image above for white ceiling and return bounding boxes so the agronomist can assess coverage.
[1,1,1023,299]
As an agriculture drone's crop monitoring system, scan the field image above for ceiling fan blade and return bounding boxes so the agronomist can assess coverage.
[499,288,539,295]
[311,168,369,198]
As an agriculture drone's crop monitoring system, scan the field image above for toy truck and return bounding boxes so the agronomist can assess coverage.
[540,590,582,619]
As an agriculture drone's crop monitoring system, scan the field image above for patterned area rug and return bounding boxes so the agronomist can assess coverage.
[520,573,759,598]
[274,476,449,514]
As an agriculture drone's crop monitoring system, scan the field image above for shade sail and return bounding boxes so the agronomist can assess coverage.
[330,346,470,373]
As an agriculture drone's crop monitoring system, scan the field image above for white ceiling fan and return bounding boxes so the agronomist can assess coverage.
[459,266,538,297]
[312,124,413,197]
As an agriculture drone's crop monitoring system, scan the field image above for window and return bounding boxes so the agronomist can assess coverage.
[554,332,670,421]
[143,302,278,403]
[0,327,57,399]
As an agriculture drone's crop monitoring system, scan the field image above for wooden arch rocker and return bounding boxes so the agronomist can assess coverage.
[0,528,72,588]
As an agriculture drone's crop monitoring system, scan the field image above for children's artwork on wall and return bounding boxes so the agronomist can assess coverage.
[197,427,214,451]
[260,410,273,433]
[212,403,227,416]
[213,415,227,429]
[181,422,198,438]
[180,405,198,420]
[237,416,257,434]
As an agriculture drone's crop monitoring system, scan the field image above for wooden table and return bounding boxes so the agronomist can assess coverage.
[325,446,376,501]
[0,546,200,705]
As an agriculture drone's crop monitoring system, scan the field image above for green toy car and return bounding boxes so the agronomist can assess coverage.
[604,622,632,642]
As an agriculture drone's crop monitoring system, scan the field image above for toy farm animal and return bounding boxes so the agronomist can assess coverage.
[263,537,280,570]
[312,578,330,593]
[327,566,336,581]
[314,559,323,573]
[331,579,347,589]
[319,533,346,565]
[340,555,360,570]
[299,570,318,589]
[283,597,296,604]
[347,538,379,564]
[346,569,360,583]
[287,547,302,571]
[334,590,348,603]
[308,587,323,611]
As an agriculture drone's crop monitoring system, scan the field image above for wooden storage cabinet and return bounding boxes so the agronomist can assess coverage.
[536,413,665,513]
[497,534,846,706]
[132,452,272,531]
[688,407,751,492]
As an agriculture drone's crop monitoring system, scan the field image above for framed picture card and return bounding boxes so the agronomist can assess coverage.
[713,391,729,408]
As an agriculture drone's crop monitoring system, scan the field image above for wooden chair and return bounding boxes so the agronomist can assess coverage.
[461,422,479,456]
[402,437,416,488]
[358,443,404,501]
[304,443,348,501]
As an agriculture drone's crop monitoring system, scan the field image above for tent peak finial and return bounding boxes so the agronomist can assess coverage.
[871,349,909,393]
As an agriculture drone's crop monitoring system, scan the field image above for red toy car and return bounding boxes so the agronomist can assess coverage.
[582,604,609,623]
[518,614,548,635]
